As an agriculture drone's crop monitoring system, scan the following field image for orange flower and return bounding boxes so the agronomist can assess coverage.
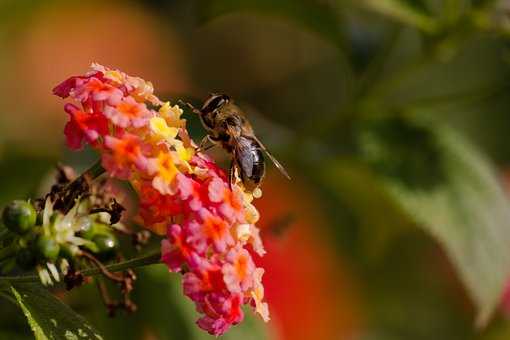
[102,134,148,179]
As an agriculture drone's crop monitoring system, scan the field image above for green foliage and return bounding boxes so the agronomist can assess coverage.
[8,283,103,340]
[378,122,510,327]
[1,0,510,338]
[342,116,510,327]
[355,0,439,33]
[357,116,445,190]
[200,0,347,49]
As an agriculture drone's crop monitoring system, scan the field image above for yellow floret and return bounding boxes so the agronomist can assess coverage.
[150,117,179,140]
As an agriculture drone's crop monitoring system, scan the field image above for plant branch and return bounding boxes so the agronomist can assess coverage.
[81,160,106,180]
[0,250,161,284]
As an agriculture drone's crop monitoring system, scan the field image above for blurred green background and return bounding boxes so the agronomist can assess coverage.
[3,0,510,339]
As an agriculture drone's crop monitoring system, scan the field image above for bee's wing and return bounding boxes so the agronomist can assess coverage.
[252,136,291,180]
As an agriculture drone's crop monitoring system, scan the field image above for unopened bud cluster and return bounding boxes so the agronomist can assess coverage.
[1,197,118,285]
[0,163,136,292]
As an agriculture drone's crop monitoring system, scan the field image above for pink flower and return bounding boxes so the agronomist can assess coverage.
[197,317,231,337]
[196,293,244,336]
[248,225,266,256]
[52,72,102,98]
[137,181,182,229]
[63,104,108,149]
[208,177,245,223]
[222,247,255,293]
[161,224,203,272]
[250,268,270,322]
[191,208,234,253]
[102,134,149,179]
[173,174,205,212]
[73,77,123,105]
[183,264,226,301]
[104,96,151,128]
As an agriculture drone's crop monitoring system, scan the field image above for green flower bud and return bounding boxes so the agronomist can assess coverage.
[79,221,112,240]
[92,233,119,260]
[16,248,36,270]
[91,222,112,237]
[2,200,37,235]
[34,235,60,262]
[77,218,95,240]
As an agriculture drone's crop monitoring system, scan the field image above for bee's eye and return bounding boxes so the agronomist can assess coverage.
[201,94,229,113]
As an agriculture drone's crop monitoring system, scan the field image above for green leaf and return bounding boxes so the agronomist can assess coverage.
[386,125,510,327]
[348,116,510,327]
[9,283,103,340]
[199,0,347,50]
[321,158,414,260]
[355,0,439,33]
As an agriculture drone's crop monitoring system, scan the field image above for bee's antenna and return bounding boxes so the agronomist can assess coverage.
[178,100,201,115]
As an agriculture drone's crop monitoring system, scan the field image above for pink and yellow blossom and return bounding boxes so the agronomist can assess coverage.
[103,96,151,128]
[54,64,269,336]
[222,247,255,293]
[102,134,149,179]
[147,152,179,195]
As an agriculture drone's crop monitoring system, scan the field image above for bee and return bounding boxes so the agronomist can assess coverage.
[181,94,290,193]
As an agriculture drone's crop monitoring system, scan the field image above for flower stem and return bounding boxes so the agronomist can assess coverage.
[83,159,105,180]
[68,159,105,188]
[0,250,161,283]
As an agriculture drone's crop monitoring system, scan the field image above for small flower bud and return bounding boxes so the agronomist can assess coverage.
[2,200,37,234]
[92,233,119,260]
[34,235,60,262]
[76,217,95,240]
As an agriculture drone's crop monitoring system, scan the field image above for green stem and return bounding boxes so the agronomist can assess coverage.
[84,160,105,180]
[0,250,161,283]
[71,159,105,185]
[64,159,105,193]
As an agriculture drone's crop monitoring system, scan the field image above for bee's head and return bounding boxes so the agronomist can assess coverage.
[201,93,230,113]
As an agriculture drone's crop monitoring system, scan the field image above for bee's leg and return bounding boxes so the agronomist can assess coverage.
[196,136,216,153]
[229,160,236,190]
[178,100,202,115]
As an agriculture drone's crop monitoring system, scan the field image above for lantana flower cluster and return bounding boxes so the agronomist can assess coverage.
[53,64,269,335]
